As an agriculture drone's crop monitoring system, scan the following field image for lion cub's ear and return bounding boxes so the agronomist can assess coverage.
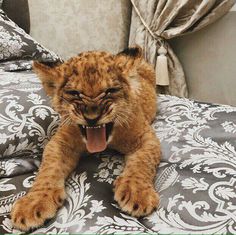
[115,45,143,71]
[115,46,143,81]
[33,61,64,96]
[117,46,143,59]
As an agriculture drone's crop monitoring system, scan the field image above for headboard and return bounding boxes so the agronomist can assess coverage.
[2,0,30,33]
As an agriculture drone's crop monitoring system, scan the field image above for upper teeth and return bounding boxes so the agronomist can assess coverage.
[83,125,105,129]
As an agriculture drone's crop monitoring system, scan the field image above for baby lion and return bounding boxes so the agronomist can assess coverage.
[11,46,161,231]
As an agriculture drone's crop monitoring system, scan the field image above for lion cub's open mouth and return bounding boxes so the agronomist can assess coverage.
[79,122,113,153]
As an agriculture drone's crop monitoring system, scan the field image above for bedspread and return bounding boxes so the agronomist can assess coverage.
[0,63,236,234]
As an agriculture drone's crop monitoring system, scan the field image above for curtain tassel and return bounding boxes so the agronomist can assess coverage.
[156,45,169,86]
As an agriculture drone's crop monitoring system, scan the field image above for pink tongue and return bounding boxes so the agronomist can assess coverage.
[86,126,107,153]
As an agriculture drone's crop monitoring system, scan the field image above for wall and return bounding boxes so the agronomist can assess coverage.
[28,0,131,59]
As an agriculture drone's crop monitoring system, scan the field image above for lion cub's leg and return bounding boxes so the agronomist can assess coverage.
[11,132,80,231]
[114,128,161,217]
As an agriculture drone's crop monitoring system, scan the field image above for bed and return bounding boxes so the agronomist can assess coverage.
[0,1,236,234]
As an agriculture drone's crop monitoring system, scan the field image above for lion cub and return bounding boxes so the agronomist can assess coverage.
[11,47,161,231]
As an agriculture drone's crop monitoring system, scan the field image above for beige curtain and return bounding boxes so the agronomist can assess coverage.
[129,0,235,97]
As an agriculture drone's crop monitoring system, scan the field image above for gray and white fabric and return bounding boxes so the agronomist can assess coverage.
[2,59,33,71]
[129,0,235,97]
[0,63,59,159]
[0,8,61,68]
[0,65,236,234]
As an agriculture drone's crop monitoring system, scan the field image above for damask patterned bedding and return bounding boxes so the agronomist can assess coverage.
[0,62,236,234]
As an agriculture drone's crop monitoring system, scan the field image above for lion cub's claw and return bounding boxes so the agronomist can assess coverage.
[11,188,66,231]
[114,176,159,217]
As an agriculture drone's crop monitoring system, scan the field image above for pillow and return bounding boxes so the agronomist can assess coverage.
[0,64,60,159]
[0,8,62,67]
[2,59,32,71]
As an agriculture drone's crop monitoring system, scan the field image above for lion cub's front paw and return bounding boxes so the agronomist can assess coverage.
[11,188,66,231]
[114,175,159,217]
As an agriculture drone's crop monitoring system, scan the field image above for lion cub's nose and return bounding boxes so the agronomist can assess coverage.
[83,105,101,126]
[84,117,100,126]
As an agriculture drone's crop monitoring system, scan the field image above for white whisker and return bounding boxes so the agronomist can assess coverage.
[60,116,72,127]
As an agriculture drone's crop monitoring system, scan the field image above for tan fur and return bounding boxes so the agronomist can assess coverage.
[11,47,161,231]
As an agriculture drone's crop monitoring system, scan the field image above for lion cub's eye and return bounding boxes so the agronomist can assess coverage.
[64,90,81,97]
[105,87,121,95]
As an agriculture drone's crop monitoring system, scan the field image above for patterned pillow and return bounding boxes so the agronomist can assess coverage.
[0,63,60,159]
[0,8,62,67]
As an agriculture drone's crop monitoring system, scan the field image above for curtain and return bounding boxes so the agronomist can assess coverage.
[129,0,235,97]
